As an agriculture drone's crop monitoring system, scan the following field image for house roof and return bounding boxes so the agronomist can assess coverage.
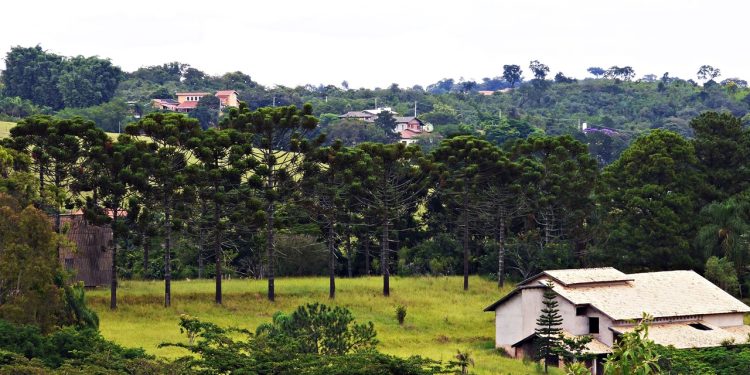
[338,111,375,118]
[394,116,423,124]
[400,128,423,139]
[611,322,750,349]
[510,331,611,354]
[215,90,237,96]
[175,92,210,96]
[177,101,199,109]
[152,98,179,105]
[485,268,750,321]
[520,267,634,287]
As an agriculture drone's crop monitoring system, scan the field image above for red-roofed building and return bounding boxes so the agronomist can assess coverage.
[215,90,239,108]
[153,90,240,113]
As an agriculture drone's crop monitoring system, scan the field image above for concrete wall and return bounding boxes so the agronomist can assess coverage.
[704,312,745,327]
[495,292,524,348]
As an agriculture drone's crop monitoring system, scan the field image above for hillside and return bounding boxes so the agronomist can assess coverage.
[88,276,557,375]
[0,121,14,138]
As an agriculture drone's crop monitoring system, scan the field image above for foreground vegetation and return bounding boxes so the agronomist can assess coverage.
[87,277,554,375]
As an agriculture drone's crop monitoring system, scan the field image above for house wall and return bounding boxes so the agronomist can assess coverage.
[558,301,615,346]
[495,292,524,350]
[704,312,745,327]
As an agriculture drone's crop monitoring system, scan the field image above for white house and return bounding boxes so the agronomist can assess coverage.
[484,267,750,374]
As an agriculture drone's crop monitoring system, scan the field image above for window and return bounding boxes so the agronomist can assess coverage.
[576,306,587,316]
[64,258,74,271]
[689,323,712,331]
[589,317,599,334]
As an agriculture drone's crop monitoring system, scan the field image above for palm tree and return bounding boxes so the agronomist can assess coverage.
[454,350,474,375]
[696,195,750,295]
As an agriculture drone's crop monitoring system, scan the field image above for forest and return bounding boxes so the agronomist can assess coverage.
[3,45,750,374]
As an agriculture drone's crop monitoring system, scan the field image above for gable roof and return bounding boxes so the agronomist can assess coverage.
[611,322,750,349]
[215,90,238,96]
[339,111,375,118]
[394,116,423,125]
[175,92,210,97]
[177,101,199,110]
[486,268,750,321]
[521,267,634,287]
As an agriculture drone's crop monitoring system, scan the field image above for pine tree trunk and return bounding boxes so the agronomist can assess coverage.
[364,238,370,276]
[142,232,150,280]
[214,200,222,305]
[498,218,506,288]
[110,208,118,310]
[463,190,470,291]
[329,220,336,299]
[382,220,390,297]
[164,198,172,308]
[346,223,353,278]
[266,202,275,302]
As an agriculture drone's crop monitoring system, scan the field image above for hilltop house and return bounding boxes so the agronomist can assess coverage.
[152,90,239,113]
[338,107,433,144]
[485,267,750,374]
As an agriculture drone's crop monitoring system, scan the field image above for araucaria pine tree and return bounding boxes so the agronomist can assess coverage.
[535,280,563,373]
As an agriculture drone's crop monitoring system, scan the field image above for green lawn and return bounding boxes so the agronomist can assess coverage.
[0,121,120,140]
[0,121,14,138]
[88,276,555,375]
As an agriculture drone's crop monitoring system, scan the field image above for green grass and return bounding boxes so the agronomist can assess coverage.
[0,122,120,140]
[0,122,14,138]
[88,276,556,375]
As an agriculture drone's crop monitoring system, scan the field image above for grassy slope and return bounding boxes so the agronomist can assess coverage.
[0,122,14,138]
[0,122,120,140]
[88,276,556,375]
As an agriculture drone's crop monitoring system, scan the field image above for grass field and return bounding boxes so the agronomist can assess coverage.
[0,121,14,138]
[87,276,557,374]
[0,121,120,140]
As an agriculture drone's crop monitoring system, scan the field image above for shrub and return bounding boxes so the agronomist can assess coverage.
[395,305,407,325]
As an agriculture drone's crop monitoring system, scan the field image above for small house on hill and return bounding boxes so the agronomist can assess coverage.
[485,267,750,374]
[151,90,240,113]
[59,214,113,287]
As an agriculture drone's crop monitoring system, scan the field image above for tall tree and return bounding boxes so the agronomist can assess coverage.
[697,65,721,84]
[126,112,201,307]
[353,143,429,296]
[502,65,523,88]
[511,136,597,250]
[1,46,64,109]
[8,115,102,243]
[529,60,550,80]
[595,130,705,271]
[695,195,750,292]
[188,127,258,304]
[430,136,501,290]
[587,67,605,78]
[301,142,363,298]
[535,281,563,374]
[690,112,749,200]
[77,136,139,310]
[57,55,122,108]
[373,111,400,143]
[222,103,322,301]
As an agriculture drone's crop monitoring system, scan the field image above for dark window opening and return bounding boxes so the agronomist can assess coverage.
[576,306,587,316]
[589,317,600,334]
[689,323,712,331]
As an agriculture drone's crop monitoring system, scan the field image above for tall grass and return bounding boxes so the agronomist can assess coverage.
[0,122,14,139]
[88,276,556,374]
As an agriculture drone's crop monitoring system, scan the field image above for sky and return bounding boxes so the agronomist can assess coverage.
[1,0,748,89]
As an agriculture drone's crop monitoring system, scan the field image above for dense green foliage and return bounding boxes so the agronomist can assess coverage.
[163,304,448,375]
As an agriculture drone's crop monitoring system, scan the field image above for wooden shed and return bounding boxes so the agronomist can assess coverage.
[58,214,113,287]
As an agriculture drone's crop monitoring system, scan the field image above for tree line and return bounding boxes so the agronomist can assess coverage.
[1,104,749,308]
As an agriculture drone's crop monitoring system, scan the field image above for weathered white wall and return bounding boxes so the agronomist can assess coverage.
[704,312,744,327]
[495,292,523,348]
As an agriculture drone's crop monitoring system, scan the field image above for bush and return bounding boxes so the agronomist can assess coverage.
[395,305,407,325]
